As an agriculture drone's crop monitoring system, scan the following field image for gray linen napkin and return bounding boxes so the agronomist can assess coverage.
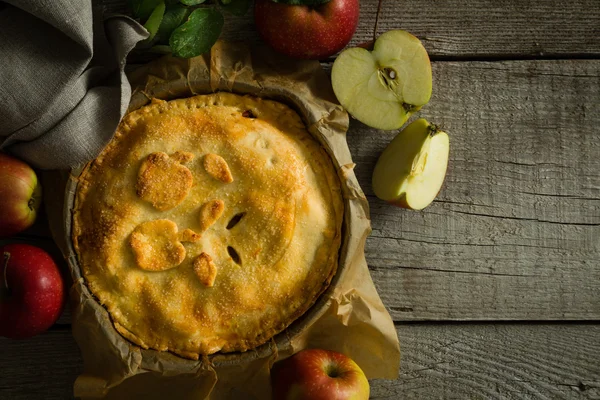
[0,0,148,169]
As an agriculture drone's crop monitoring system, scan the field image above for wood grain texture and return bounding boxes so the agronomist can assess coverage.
[372,324,600,399]
[2,3,596,400]
[360,0,600,59]
[99,0,600,58]
[345,60,600,321]
[0,330,82,400]
[6,65,599,326]
[2,325,599,399]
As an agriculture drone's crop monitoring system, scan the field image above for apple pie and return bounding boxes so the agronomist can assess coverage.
[72,93,343,359]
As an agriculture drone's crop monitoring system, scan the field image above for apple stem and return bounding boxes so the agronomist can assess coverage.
[403,103,418,113]
[373,0,384,42]
[429,124,440,136]
[0,252,10,299]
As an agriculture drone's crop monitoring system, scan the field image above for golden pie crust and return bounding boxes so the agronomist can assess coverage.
[72,93,343,359]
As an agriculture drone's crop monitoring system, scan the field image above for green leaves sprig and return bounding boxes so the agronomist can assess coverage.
[170,8,224,57]
[128,0,247,58]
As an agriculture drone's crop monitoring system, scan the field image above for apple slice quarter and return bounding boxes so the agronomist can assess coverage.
[372,118,449,210]
[332,30,432,130]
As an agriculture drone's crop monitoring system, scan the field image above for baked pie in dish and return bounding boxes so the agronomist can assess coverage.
[72,93,344,359]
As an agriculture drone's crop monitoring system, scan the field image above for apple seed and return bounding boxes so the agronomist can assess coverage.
[377,67,398,89]
[385,68,396,79]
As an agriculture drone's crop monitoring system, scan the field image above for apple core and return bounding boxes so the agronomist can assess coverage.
[377,67,399,91]
[332,30,432,130]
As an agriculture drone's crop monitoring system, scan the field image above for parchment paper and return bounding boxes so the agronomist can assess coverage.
[54,41,399,399]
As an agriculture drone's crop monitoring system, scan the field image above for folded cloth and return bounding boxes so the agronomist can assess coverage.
[0,0,147,169]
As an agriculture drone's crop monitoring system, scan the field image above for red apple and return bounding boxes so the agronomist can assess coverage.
[271,349,369,400]
[254,0,360,60]
[0,153,42,238]
[0,244,65,339]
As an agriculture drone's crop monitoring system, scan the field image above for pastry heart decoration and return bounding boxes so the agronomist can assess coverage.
[130,151,241,287]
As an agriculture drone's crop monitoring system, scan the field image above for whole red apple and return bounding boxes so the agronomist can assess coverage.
[254,0,360,60]
[0,244,65,339]
[0,153,42,238]
[271,349,369,400]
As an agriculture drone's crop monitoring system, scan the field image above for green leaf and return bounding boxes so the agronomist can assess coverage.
[156,5,189,44]
[269,0,330,5]
[179,0,206,5]
[128,0,162,20]
[220,0,250,16]
[169,8,224,58]
[143,1,166,41]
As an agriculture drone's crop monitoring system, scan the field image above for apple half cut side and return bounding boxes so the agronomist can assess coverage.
[331,30,432,130]
[372,118,449,210]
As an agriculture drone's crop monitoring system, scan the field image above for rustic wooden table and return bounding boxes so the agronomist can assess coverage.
[2,0,599,398]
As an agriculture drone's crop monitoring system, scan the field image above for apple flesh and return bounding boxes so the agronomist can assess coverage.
[254,0,359,60]
[0,153,42,238]
[0,244,65,339]
[271,348,369,400]
[372,118,449,210]
[332,30,432,130]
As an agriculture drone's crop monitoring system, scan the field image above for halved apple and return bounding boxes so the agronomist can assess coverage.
[372,118,449,210]
[331,30,432,130]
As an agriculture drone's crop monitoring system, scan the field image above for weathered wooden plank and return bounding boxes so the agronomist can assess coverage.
[99,0,600,58]
[362,0,600,58]
[372,324,600,399]
[1,325,599,399]
[0,330,82,400]
[6,62,600,324]
[345,60,600,321]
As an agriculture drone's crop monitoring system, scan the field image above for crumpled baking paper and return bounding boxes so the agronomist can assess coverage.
[50,41,399,400]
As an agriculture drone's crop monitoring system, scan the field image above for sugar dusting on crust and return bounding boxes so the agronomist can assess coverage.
[170,150,194,163]
[203,153,233,183]
[198,199,225,232]
[136,152,194,211]
[180,228,201,243]
[130,219,186,271]
[193,252,217,287]
[72,93,344,358]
